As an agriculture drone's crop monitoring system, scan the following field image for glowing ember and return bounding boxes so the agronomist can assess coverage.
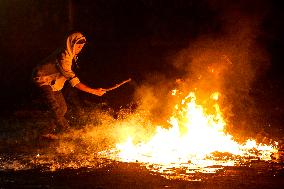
[171,89,178,96]
[101,91,278,173]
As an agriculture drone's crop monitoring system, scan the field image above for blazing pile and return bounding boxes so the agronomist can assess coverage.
[100,89,278,174]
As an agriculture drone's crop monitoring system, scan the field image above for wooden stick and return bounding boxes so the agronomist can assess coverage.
[105,78,132,92]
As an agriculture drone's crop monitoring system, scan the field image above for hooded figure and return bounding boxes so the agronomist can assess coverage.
[33,32,106,136]
[33,32,87,91]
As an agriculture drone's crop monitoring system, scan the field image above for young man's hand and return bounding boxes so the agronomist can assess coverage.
[75,82,106,96]
[91,88,106,96]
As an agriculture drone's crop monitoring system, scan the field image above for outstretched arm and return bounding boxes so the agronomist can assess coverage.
[74,82,106,96]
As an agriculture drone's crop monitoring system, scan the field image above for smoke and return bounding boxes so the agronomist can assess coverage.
[165,0,271,137]
[53,104,157,154]
[115,1,273,137]
[131,74,179,126]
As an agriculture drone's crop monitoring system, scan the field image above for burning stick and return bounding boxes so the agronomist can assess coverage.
[104,78,132,92]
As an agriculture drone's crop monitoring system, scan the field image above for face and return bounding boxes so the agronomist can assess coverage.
[74,43,85,55]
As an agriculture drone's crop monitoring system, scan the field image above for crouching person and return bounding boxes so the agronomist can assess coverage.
[32,31,106,138]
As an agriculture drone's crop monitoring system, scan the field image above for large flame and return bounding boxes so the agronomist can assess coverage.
[102,91,278,171]
[0,90,278,176]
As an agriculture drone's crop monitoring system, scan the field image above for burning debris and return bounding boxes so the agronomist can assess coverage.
[99,90,278,179]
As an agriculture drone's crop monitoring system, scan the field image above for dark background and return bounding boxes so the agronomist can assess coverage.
[0,0,283,134]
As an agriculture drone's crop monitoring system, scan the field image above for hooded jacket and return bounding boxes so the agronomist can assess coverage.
[33,32,86,91]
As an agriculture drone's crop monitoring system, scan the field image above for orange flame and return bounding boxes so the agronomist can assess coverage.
[101,91,278,171]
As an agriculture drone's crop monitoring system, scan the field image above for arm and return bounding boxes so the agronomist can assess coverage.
[57,52,104,96]
[57,52,76,79]
[74,82,106,96]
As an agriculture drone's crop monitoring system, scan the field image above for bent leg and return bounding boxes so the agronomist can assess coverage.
[40,86,70,133]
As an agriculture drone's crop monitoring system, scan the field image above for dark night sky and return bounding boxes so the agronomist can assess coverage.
[0,0,283,130]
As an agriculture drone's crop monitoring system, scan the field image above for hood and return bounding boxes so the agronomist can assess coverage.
[64,32,87,58]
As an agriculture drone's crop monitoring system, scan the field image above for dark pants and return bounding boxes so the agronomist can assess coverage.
[39,85,69,133]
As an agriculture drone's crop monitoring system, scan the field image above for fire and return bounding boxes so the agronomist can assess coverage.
[171,89,178,96]
[101,91,278,173]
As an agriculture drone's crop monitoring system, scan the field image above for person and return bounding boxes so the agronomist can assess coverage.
[32,31,106,137]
